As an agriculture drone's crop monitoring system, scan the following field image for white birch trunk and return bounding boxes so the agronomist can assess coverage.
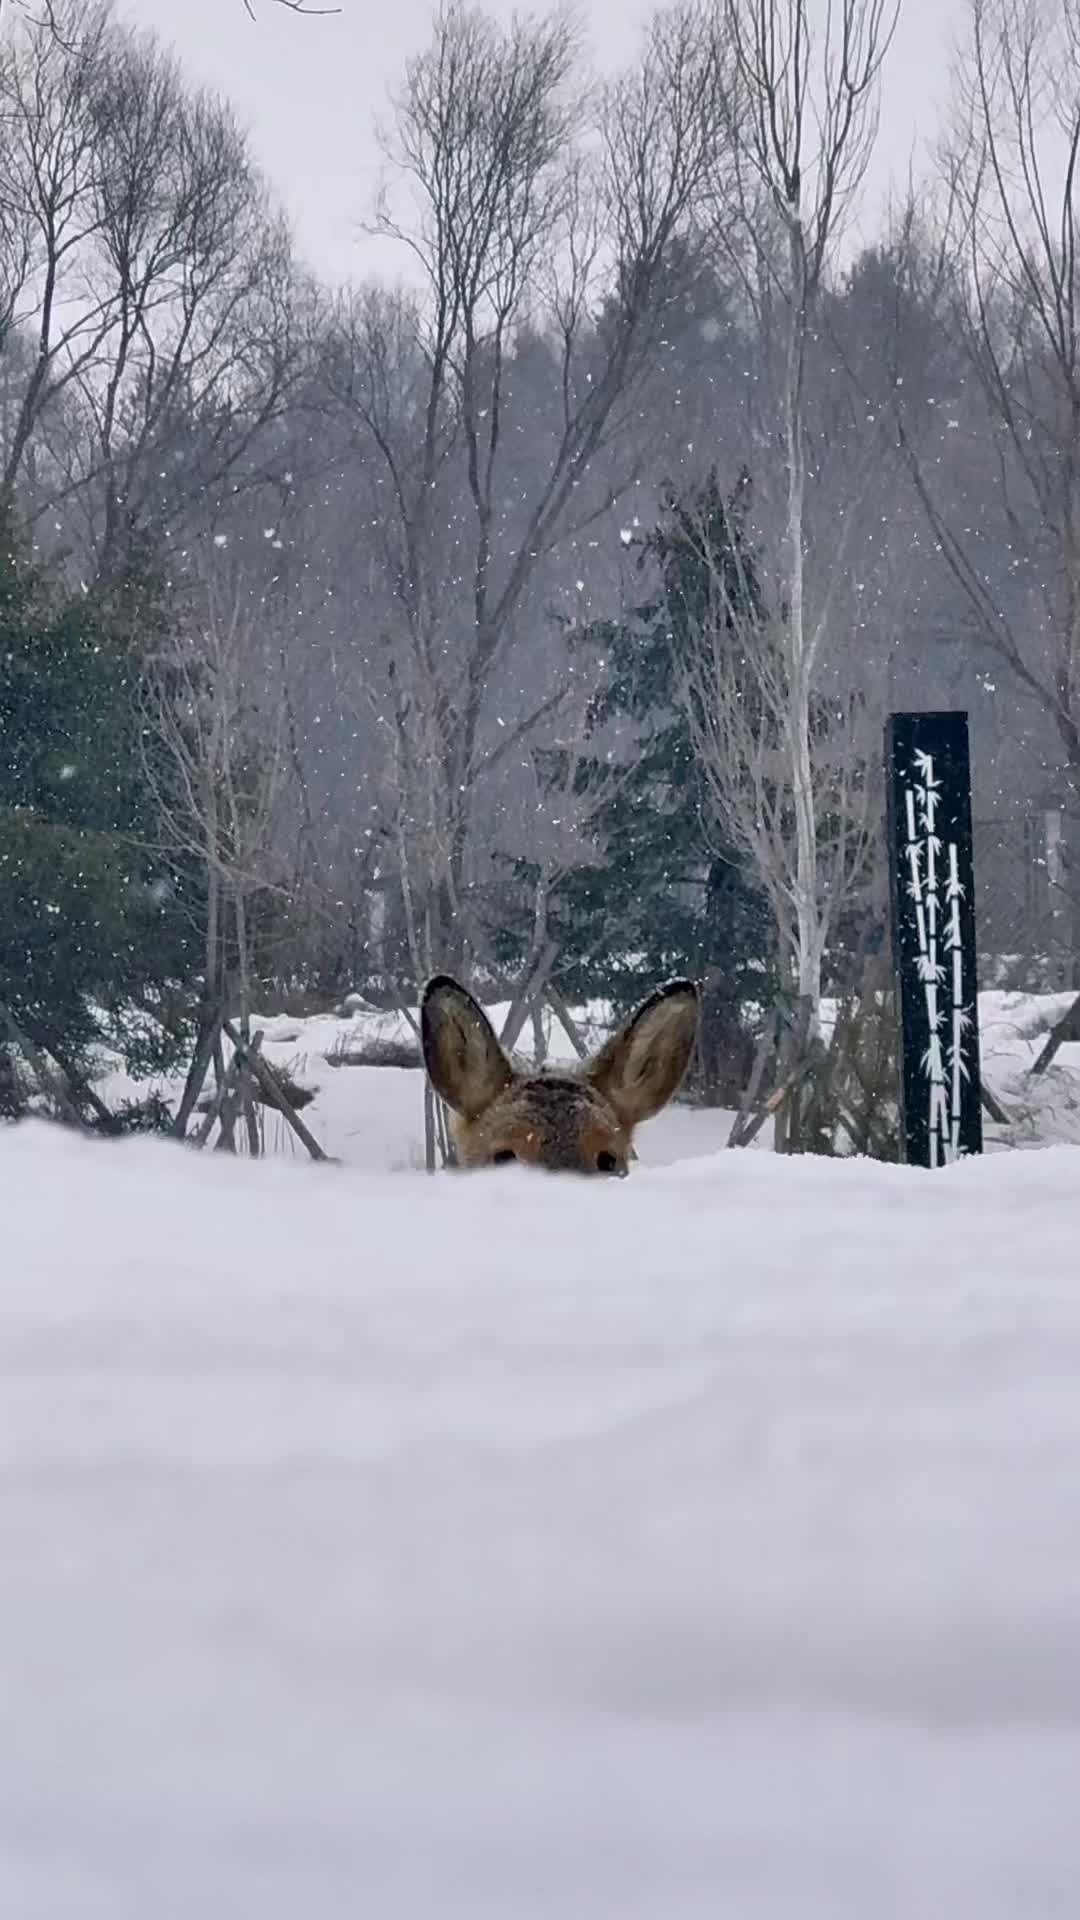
[784,219,822,1025]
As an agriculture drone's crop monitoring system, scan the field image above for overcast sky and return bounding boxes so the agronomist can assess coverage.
[120,0,962,287]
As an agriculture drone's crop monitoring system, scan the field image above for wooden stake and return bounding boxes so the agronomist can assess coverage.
[727,1008,778,1148]
[980,1080,1011,1126]
[45,1043,119,1132]
[192,1045,245,1148]
[500,940,558,1053]
[221,1021,329,1163]
[0,1001,92,1132]
[1031,990,1080,1076]
[214,1033,264,1155]
[173,1005,224,1139]
[545,984,589,1060]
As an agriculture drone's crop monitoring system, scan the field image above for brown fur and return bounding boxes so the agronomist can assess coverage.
[421,976,699,1174]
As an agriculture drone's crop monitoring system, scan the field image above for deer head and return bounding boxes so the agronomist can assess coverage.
[420,975,699,1174]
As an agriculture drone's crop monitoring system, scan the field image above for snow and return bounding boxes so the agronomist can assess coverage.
[3,1122,1080,1917]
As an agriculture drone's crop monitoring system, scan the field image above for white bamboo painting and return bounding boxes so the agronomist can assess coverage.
[902,750,971,1166]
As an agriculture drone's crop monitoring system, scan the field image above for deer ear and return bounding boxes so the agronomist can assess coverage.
[421,976,514,1119]
[585,981,698,1128]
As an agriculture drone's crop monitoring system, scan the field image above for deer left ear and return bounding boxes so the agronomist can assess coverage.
[421,975,513,1119]
[585,981,699,1128]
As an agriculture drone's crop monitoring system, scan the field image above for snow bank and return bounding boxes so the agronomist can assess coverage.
[3,1126,1079,1917]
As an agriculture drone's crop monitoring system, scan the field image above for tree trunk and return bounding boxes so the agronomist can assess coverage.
[789,668,823,1012]
[1064,762,1080,991]
[235,890,261,1157]
[783,222,821,1027]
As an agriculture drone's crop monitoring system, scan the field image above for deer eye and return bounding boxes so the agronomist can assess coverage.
[492,1148,516,1166]
[596,1150,620,1175]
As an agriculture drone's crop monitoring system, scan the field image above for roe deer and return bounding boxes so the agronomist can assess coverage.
[420,975,699,1174]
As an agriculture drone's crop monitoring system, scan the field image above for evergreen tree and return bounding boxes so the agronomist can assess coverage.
[0,525,197,1119]
[498,469,775,1103]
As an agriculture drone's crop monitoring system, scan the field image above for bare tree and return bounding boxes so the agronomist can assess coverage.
[0,0,302,565]
[895,0,1080,966]
[673,476,882,1003]
[715,0,899,1021]
[140,542,297,1144]
[480,640,629,1022]
[0,0,113,519]
[322,1,722,975]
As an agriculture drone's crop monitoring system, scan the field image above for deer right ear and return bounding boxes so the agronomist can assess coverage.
[585,980,699,1127]
[421,976,513,1119]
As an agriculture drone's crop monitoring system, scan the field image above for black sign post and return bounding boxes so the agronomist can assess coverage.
[885,712,983,1167]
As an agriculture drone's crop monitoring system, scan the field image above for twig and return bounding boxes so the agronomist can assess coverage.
[244,0,341,15]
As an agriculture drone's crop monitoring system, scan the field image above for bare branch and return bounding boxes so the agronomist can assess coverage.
[243,1,341,17]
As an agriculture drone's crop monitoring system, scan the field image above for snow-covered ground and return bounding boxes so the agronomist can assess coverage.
[96,986,1080,1168]
[3,1122,1079,1917]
